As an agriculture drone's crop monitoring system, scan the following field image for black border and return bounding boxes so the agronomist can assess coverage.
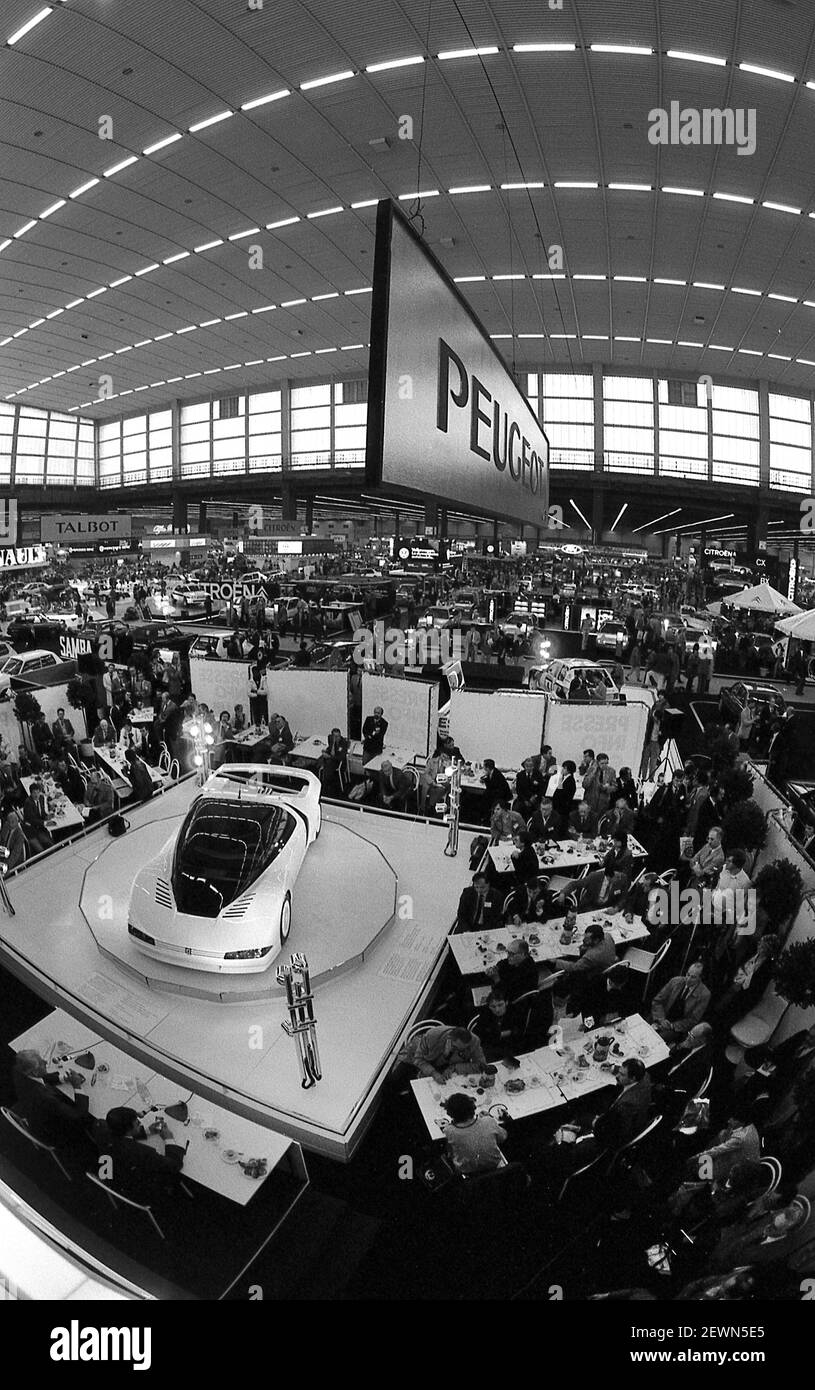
[365,199,550,527]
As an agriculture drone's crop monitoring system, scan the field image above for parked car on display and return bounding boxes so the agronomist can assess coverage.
[128,765,322,973]
[417,604,457,630]
[718,680,785,723]
[594,619,629,653]
[529,657,620,699]
[169,582,210,613]
[0,648,64,697]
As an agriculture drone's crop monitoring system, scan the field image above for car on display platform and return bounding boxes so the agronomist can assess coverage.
[529,657,620,700]
[0,647,63,697]
[718,681,786,724]
[169,582,210,612]
[127,765,322,973]
[594,619,629,653]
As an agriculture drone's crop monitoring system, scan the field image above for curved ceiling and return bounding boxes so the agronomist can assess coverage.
[2,0,815,419]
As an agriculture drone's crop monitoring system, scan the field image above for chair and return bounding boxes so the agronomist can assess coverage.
[728,984,789,1057]
[84,1170,165,1240]
[157,742,172,774]
[502,889,519,919]
[0,1106,72,1181]
[557,1146,610,1203]
[402,765,421,813]
[404,1019,446,1047]
[622,936,672,1003]
[510,987,554,1037]
[168,758,181,781]
[607,1114,665,1177]
[758,1156,783,1196]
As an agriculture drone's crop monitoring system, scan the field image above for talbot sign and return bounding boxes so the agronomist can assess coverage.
[40,513,131,544]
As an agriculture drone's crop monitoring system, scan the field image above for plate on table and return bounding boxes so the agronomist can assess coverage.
[221,1149,244,1164]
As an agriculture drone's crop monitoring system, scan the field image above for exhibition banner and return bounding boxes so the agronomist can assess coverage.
[40,513,131,544]
[367,200,549,527]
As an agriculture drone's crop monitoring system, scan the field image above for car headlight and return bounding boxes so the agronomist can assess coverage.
[224,946,274,960]
[128,924,155,944]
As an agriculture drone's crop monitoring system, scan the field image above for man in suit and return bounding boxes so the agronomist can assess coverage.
[83,768,115,822]
[547,761,577,836]
[362,706,388,763]
[650,961,711,1041]
[568,801,599,839]
[572,864,630,913]
[481,759,511,810]
[552,922,617,1015]
[320,727,349,791]
[377,761,412,810]
[486,937,540,1002]
[51,707,76,753]
[0,803,26,870]
[684,825,725,887]
[21,779,54,855]
[12,1049,92,1149]
[31,712,54,758]
[101,1106,186,1205]
[53,758,86,805]
[124,747,155,802]
[513,757,545,819]
[583,752,616,818]
[456,871,502,931]
[551,1059,653,1178]
[269,713,294,762]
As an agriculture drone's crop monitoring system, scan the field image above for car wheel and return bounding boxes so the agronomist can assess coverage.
[280,893,292,945]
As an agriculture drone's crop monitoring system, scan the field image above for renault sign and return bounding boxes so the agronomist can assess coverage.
[367,201,549,527]
[41,513,131,544]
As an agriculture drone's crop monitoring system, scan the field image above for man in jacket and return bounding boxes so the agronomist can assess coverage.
[397,1025,486,1084]
[583,752,616,818]
[51,708,76,753]
[684,825,725,887]
[481,759,512,811]
[377,761,412,811]
[650,961,711,1041]
[513,757,545,819]
[552,922,617,1015]
[12,1049,92,1150]
[568,800,599,840]
[268,713,294,763]
[361,706,388,763]
[101,1106,186,1205]
[21,779,54,855]
[456,872,502,931]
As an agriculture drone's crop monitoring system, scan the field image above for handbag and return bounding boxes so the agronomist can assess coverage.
[418,1152,457,1193]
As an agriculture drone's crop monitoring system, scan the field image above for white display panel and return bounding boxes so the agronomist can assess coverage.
[361,674,438,756]
[448,691,547,770]
[367,202,549,527]
[189,663,348,736]
[543,698,651,779]
[265,670,348,738]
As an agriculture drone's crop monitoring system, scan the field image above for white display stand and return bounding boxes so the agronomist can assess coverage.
[448,689,546,769]
[188,662,348,736]
[543,696,651,777]
[361,673,438,757]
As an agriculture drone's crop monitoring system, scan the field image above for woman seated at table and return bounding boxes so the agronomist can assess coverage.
[92,715,116,749]
[444,1092,508,1176]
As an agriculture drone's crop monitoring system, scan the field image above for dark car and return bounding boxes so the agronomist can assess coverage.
[718,680,786,723]
[785,782,815,853]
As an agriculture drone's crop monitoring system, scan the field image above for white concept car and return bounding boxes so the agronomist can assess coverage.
[128,764,322,972]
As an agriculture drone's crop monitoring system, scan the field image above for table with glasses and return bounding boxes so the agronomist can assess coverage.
[95,745,163,792]
[362,746,423,773]
[128,707,156,727]
[290,734,327,764]
[410,1013,668,1139]
[20,775,87,833]
[487,833,648,876]
[447,909,649,974]
[10,1011,294,1206]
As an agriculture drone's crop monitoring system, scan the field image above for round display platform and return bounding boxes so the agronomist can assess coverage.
[80,814,399,1002]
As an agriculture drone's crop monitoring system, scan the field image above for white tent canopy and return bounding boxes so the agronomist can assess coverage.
[775,607,815,640]
[724,581,801,616]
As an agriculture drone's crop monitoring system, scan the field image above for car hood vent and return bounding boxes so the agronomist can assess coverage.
[155,879,173,909]
[222,892,256,920]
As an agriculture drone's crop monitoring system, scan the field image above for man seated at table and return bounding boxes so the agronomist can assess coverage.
[101,1106,186,1204]
[92,715,116,749]
[486,937,540,1003]
[397,1024,486,1084]
[567,862,630,914]
[472,989,520,1055]
[444,1092,508,1176]
[268,713,294,763]
[83,767,115,822]
[124,746,155,803]
[21,779,54,855]
[649,960,710,1042]
[12,1049,93,1152]
[552,922,617,1015]
[50,708,76,754]
[480,758,511,811]
[377,761,412,811]
[599,796,637,840]
[456,871,503,931]
[53,757,86,806]
[568,800,599,840]
[118,718,147,756]
[233,703,247,734]
[361,706,388,763]
[319,727,349,791]
[513,757,545,820]
[551,1058,653,1178]
[489,797,527,842]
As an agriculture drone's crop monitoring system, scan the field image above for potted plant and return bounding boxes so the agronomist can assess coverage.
[717,763,754,809]
[722,799,767,865]
[13,690,43,752]
[773,938,815,1011]
[65,673,96,755]
[753,859,805,936]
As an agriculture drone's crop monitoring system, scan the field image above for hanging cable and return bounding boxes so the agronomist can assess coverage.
[406,0,434,238]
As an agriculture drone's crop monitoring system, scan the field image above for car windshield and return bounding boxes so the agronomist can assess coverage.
[172,796,294,918]
[0,658,23,675]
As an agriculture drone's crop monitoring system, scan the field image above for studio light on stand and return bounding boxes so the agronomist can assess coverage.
[443,758,461,857]
[187,719,215,783]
